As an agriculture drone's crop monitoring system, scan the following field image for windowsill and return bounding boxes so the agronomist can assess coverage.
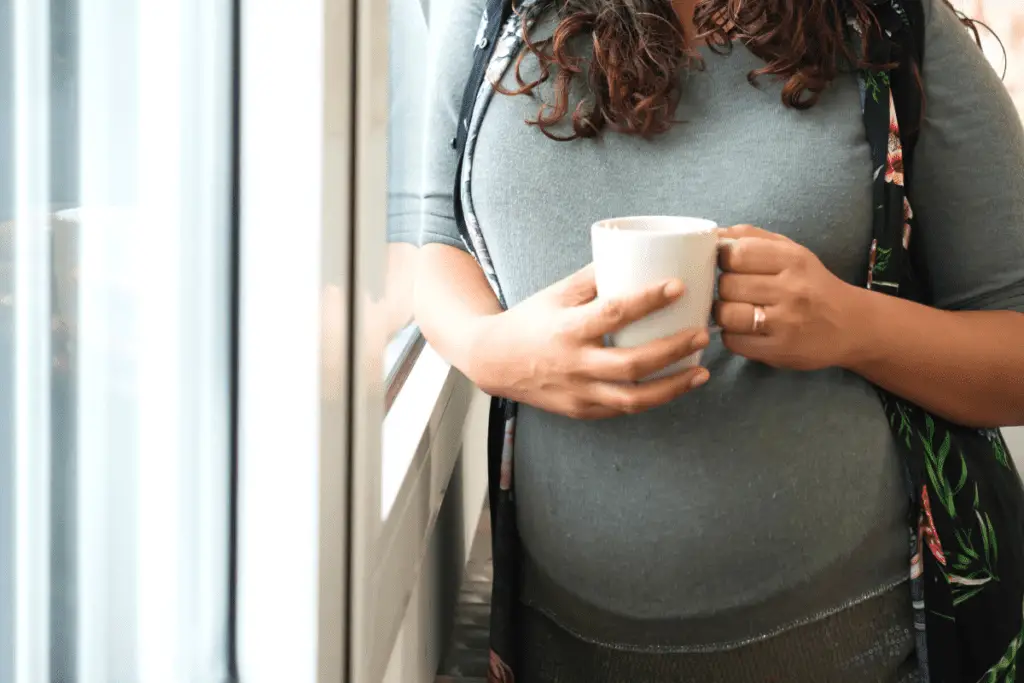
[380,342,461,520]
[384,325,426,412]
[385,324,421,380]
[372,343,488,681]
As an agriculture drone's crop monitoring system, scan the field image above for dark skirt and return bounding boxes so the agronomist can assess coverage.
[515,585,920,683]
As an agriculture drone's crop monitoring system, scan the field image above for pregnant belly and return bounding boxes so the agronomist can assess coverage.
[512,364,910,644]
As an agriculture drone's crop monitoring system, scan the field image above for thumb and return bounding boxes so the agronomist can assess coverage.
[718,224,786,242]
[552,263,597,306]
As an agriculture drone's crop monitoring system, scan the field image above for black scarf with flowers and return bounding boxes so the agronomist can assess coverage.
[453,2,1024,681]
[859,2,1024,681]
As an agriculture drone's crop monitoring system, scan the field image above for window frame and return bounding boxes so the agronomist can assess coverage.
[346,0,485,680]
[385,332,426,412]
[233,0,353,681]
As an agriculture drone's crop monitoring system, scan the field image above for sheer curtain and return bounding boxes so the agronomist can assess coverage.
[1,0,234,681]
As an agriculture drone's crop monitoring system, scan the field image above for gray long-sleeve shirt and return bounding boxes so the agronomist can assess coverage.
[419,0,1024,647]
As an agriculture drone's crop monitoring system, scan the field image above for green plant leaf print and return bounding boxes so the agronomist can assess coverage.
[995,437,1011,468]
[894,401,913,449]
[978,597,1024,683]
[873,246,893,275]
[863,70,891,103]
[946,486,999,606]
[980,428,1012,468]
[988,514,999,565]
[920,415,967,519]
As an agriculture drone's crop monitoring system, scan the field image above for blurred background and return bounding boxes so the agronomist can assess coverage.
[0,1,1021,682]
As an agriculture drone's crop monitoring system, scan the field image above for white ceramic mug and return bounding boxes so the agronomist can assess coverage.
[591,215,729,380]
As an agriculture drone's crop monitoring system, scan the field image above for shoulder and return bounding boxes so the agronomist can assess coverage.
[917,0,978,50]
[885,0,966,45]
[435,0,491,48]
[421,0,496,128]
[425,0,494,85]
[441,0,490,27]
[918,0,937,25]
[917,0,975,29]
[908,0,1002,91]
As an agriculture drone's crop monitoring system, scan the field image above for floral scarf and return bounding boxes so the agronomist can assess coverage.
[452,2,1024,681]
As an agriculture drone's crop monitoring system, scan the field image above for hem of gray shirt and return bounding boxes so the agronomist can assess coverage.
[419,228,467,251]
[519,549,910,654]
[387,229,423,246]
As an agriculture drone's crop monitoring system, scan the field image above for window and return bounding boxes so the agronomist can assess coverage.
[1,0,234,679]
[233,0,353,680]
[378,0,443,519]
[346,0,483,680]
[382,0,431,398]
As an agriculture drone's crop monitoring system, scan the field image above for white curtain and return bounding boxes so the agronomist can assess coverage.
[2,0,234,680]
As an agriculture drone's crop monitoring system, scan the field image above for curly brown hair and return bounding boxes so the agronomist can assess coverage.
[497,0,981,140]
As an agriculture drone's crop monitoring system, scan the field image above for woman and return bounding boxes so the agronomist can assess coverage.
[415,0,1024,680]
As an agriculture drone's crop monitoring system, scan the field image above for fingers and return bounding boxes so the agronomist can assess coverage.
[721,332,775,366]
[587,365,710,416]
[717,273,780,305]
[573,278,685,339]
[555,263,598,306]
[584,327,710,383]
[718,237,797,275]
[717,224,788,242]
[562,403,622,420]
[714,300,772,335]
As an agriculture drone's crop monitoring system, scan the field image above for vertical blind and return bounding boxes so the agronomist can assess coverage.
[1,0,234,680]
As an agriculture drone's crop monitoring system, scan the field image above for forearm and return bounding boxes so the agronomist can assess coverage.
[413,243,502,375]
[844,286,1024,428]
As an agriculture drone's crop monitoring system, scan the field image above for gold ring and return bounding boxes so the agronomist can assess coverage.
[752,305,767,334]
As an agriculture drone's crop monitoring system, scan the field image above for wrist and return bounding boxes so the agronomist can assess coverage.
[459,311,505,389]
[836,283,884,371]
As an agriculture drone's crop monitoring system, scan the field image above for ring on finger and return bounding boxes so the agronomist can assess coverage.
[751,305,767,334]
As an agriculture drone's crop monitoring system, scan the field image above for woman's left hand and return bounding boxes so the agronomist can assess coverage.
[714,224,865,371]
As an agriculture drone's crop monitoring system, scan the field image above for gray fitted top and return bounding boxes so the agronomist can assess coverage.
[417,0,1024,647]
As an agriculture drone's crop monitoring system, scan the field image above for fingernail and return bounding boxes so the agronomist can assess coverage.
[663,280,684,297]
[690,370,710,388]
[693,330,710,348]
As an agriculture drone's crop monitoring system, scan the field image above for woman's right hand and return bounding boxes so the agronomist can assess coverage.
[466,264,711,419]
